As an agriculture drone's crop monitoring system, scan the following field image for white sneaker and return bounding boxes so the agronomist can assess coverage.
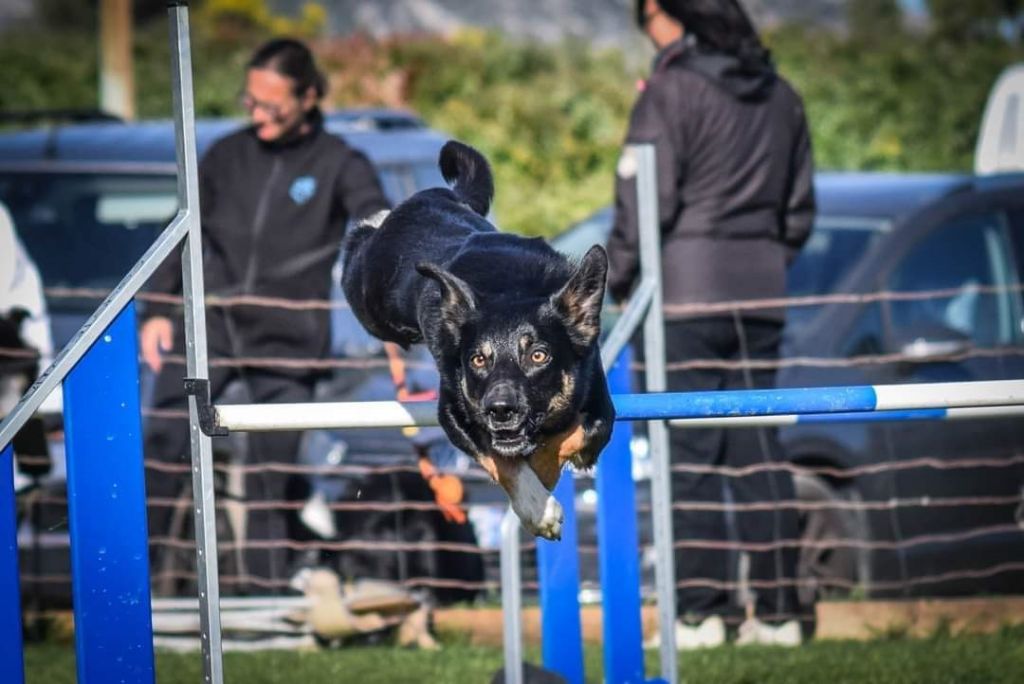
[644,615,727,650]
[673,615,727,650]
[736,617,802,647]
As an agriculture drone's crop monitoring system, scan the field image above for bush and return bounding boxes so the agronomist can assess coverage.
[768,25,1024,172]
[2,12,1022,237]
[382,30,637,237]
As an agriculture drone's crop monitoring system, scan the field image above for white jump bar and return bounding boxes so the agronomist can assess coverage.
[215,399,439,432]
[213,379,1024,433]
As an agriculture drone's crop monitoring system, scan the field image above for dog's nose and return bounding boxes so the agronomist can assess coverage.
[484,384,521,426]
[487,400,516,424]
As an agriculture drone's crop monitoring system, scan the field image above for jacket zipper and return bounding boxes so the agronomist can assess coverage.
[243,156,283,294]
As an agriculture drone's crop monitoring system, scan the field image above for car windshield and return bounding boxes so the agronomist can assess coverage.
[785,215,889,331]
[551,206,613,258]
[0,172,177,302]
[551,208,890,333]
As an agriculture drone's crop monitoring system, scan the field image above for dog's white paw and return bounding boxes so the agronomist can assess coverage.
[534,495,564,541]
[509,465,564,540]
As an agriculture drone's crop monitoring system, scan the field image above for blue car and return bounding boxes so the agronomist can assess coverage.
[551,171,1024,608]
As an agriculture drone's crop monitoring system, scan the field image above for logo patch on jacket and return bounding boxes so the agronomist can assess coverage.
[289,176,317,205]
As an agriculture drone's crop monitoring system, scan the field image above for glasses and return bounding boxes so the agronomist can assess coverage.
[238,93,292,122]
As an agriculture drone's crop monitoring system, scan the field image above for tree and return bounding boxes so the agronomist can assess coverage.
[927,0,1021,41]
[848,0,903,41]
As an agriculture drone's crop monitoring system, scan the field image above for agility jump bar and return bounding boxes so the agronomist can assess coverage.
[669,404,1024,428]
[210,379,1024,433]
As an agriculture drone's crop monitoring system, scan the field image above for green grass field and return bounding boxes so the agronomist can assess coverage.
[22,626,1024,684]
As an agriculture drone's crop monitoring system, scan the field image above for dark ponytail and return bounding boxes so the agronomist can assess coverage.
[651,0,773,74]
[247,38,327,99]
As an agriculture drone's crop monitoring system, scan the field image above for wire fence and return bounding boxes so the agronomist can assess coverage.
[9,283,1024,621]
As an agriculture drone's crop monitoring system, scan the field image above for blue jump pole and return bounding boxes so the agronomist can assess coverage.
[537,454,585,683]
[63,302,155,684]
[597,348,647,684]
[0,443,25,684]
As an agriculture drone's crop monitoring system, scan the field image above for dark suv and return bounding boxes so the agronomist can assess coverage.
[0,110,492,603]
[552,171,1024,606]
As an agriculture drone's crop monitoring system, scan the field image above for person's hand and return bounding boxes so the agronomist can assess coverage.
[140,316,173,373]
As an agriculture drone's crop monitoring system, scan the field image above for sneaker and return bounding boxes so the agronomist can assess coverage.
[644,615,727,650]
[736,617,802,647]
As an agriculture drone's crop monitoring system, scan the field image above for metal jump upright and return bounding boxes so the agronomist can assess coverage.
[0,2,223,683]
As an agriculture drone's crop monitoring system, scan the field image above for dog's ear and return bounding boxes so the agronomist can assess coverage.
[551,245,608,352]
[416,262,477,342]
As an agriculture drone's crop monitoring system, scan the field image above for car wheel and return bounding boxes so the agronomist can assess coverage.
[793,470,871,609]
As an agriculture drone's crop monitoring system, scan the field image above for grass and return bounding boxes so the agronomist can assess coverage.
[23,626,1024,684]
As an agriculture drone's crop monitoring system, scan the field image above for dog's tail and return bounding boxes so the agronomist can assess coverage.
[439,140,493,217]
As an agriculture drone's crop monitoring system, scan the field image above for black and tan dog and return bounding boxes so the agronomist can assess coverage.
[341,141,614,539]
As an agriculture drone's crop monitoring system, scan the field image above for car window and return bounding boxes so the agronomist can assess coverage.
[411,161,446,193]
[785,216,888,333]
[549,207,614,259]
[788,217,888,297]
[376,164,418,205]
[1005,207,1024,342]
[887,211,1016,347]
[0,172,176,295]
[842,301,885,357]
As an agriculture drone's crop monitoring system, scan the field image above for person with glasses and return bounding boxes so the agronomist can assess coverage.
[141,38,390,594]
[606,0,815,648]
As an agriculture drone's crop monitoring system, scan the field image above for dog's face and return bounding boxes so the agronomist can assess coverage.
[418,245,607,459]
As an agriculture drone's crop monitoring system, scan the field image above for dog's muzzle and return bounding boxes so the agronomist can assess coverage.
[483,382,527,435]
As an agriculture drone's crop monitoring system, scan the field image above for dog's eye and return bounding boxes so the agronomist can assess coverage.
[469,353,487,369]
[530,349,550,364]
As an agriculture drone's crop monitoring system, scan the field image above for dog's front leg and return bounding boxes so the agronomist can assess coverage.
[477,455,564,541]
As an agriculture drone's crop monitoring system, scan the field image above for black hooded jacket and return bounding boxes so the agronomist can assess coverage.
[148,110,390,367]
[606,39,815,320]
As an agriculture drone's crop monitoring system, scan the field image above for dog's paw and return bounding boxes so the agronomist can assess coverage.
[508,464,564,540]
[517,494,563,541]
[480,452,565,540]
[533,495,565,541]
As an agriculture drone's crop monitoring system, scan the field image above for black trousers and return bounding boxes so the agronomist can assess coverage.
[144,328,314,593]
[665,317,800,623]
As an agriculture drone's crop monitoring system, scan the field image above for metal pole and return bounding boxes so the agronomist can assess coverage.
[601,278,655,370]
[0,212,189,450]
[634,143,677,683]
[168,3,223,683]
[500,509,524,684]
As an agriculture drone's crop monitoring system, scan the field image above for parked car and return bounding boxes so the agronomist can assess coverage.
[551,171,1024,608]
[0,109,491,605]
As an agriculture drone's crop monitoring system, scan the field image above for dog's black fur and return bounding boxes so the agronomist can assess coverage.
[342,141,614,520]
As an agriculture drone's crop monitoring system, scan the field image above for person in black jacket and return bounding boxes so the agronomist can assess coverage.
[142,39,390,593]
[607,0,815,647]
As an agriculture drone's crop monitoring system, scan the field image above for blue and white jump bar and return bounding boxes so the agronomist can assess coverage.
[212,379,1024,432]
[669,405,1024,428]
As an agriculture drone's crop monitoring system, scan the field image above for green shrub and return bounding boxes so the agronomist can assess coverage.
[2,13,1022,237]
